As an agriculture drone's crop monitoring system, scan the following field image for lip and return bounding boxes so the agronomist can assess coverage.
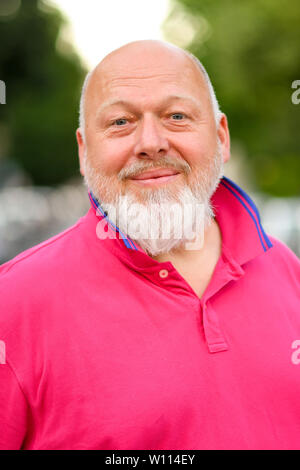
[130,173,180,185]
[131,168,180,180]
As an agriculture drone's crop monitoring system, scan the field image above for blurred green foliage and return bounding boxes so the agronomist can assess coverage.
[164,0,300,196]
[0,0,86,185]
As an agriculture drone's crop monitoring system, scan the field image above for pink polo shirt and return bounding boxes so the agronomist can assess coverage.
[0,176,300,450]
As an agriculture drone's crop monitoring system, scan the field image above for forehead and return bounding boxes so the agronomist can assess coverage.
[86,47,210,112]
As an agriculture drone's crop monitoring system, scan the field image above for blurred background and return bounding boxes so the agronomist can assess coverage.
[0,0,299,263]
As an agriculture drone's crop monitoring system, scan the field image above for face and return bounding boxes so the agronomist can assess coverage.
[77,42,230,255]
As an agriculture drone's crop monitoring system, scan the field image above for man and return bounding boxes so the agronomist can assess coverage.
[0,40,300,450]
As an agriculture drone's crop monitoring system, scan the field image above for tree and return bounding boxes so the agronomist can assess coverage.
[164,0,300,196]
[0,0,87,185]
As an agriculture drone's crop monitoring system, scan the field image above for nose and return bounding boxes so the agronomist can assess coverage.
[133,114,170,159]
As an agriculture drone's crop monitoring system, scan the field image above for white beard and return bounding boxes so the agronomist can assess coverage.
[83,142,224,257]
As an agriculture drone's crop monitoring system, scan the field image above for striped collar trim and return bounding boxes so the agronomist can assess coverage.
[220,177,273,253]
[88,191,140,251]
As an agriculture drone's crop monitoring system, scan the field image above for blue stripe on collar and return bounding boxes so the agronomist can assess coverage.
[220,177,273,252]
[88,191,139,251]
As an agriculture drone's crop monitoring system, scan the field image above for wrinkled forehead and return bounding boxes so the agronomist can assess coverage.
[85,45,210,114]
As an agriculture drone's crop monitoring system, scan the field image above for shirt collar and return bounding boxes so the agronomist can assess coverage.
[88,176,273,270]
[214,176,273,265]
[88,190,142,252]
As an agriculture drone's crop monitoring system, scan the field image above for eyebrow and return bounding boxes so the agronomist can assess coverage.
[96,95,201,117]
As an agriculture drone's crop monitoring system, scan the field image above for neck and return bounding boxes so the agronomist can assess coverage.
[151,218,222,298]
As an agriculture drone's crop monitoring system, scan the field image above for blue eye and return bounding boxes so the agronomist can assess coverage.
[114,118,128,126]
[171,113,185,120]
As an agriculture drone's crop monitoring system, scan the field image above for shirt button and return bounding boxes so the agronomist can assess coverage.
[159,269,169,279]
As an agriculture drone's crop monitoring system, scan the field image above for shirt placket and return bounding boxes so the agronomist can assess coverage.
[200,252,245,353]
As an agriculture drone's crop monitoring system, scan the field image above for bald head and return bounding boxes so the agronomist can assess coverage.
[79,40,221,140]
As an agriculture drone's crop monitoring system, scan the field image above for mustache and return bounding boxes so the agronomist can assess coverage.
[117,156,191,181]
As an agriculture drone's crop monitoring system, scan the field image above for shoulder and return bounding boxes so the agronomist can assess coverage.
[268,235,300,265]
[0,216,88,345]
[263,235,300,287]
[0,217,84,278]
[0,217,88,316]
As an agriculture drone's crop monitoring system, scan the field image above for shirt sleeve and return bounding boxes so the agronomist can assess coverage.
[0,361,28,450]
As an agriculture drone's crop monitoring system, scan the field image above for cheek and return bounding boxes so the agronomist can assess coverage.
[175,136,213,167]
[88,138,131,176]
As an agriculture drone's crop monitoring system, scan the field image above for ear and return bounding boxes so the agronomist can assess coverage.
[76,128,86,176]
[217,113,230,164]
